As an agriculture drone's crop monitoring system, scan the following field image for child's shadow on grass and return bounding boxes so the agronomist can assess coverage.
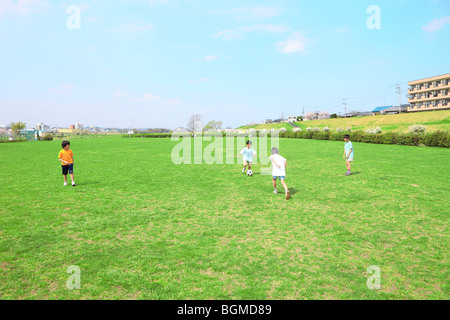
[74,181,100,186]
[288,188,299,196]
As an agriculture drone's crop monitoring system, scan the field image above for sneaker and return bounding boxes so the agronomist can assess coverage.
[273,190,278,194]
[344,172,351,176]
[64,182,68,186]
[72,182,76,186]
[285,190,290,200]
[242,168,246,173]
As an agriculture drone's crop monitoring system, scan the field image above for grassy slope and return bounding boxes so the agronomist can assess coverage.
[239,110,450,133]
[0,136,448,299]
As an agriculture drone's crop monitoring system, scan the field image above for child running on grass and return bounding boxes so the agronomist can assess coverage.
[343,134,354,176]
[59,140,76,186]
[237,140,257,175]
[269,147,290,200]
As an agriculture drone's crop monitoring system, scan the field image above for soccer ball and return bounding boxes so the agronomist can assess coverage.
[247,170,253,176]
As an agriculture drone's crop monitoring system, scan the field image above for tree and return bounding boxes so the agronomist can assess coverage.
[10,122,26,136]
[304,112,316,121]
[330,114,338,119]
[318,111,330,120]
[296,116,303,122]
[187,114,202,132]
[203,120,223,131]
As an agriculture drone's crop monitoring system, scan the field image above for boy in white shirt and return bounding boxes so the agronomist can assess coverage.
[269,147,290,200]
[237,140,257,174]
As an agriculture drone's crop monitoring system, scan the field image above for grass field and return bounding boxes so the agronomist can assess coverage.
[239,110,450,133]
[0,136,449,300]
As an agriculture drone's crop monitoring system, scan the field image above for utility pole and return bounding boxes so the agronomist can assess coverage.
[396,83,402,114]
[302,106,305,119]
[343,98,347,118]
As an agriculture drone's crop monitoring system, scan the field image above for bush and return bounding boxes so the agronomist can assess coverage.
[312,127,321,132]
[381,132,398,145]
[306,127,312,132]
[313,131,330,140]
[366,127,382,134]
[330,132,345,141]
[323,126,330,132]
[396,133,421,146]
[303,130,314,139]
[280,128,449,148]
[408,125,427,134]
[41,133,54,141]
[124,134,173,138]
[336,127,344,133]
[422,130,450,148]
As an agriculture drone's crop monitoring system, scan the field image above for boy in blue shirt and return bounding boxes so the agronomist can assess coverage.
[237,140,257,174]
[343,134,354,176]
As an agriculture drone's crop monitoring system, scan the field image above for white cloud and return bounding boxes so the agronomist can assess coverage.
[114,91,129,98]
[214,24,289,40]
[423,16,450,33]
[205,55,219,62]
[276,31,310,54]
[0,0,48,17]
[50,84,75,95]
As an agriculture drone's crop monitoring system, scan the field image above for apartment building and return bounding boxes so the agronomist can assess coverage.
[408,73,450,112]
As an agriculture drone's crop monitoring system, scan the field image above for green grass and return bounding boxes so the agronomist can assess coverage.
[0,136,449,300]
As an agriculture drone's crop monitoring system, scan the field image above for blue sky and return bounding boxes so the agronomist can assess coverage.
[1,0,449,129]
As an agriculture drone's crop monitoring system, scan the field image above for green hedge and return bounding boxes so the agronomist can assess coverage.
[124,133,277,139]
[280,130,450,148]
[0,138,27,143]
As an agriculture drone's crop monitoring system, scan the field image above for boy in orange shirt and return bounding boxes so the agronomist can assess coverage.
[59,141,76,186]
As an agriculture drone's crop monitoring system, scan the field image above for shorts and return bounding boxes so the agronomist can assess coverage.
[273,176,286,180]
[62,163,74,175]
[346,158,354,162]
[244,160,253,165]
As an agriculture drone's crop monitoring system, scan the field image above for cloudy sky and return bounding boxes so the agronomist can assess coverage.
[1,0,449,129]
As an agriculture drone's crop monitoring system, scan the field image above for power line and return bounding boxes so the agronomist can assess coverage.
[346,84,396,101]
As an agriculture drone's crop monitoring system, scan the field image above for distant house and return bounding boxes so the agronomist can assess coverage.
[372,106,393,115]
[372,105,408,115]
[288,116,297,123]
[263,119,273,124]
[356,112,373,117]
[383,105,409,115]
